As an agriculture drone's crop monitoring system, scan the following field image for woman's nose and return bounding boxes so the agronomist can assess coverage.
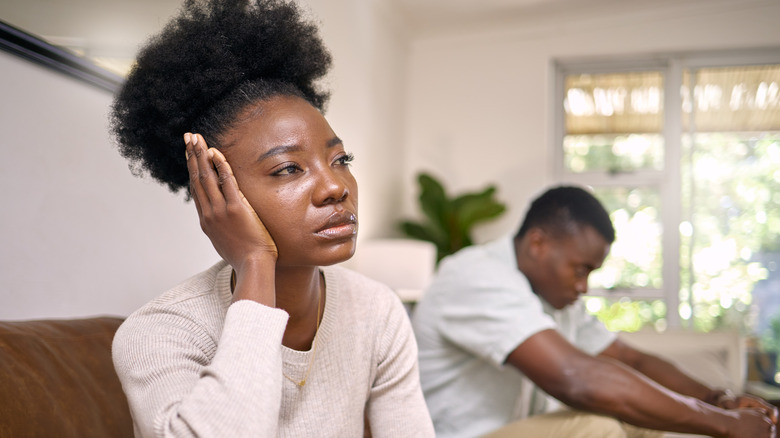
[314,169,349,205]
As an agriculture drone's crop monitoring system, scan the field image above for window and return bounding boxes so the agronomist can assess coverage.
[554,50,780,334]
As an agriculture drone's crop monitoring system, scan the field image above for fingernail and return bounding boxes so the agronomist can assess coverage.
[184,133,191,144]
[192,134,199,147]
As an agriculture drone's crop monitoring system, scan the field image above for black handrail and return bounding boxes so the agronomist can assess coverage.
[0,19,124,93]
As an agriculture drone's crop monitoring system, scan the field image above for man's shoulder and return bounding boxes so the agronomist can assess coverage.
[419,236,536,317]
[437,236,514,275]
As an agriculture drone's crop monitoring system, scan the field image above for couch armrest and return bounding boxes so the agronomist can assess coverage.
[0,317,133,438]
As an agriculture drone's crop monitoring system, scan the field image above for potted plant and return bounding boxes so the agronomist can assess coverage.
[399,172,506,263]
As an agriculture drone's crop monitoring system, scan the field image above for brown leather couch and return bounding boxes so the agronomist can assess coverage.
[0,317,133,438]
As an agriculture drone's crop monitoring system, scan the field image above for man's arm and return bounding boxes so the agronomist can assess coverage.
[600,338,778,420]
[506,329,775,438]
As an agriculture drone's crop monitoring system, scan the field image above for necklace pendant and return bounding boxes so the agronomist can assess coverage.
[298,380,305,387]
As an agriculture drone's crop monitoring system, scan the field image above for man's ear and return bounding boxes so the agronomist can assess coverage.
[526,228,548,261]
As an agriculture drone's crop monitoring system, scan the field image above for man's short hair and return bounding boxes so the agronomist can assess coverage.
[515,186,615,243]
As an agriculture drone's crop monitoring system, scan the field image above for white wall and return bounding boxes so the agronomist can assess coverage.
[402,0,780,243]
[0,50,217,320]
[0,0,409,320]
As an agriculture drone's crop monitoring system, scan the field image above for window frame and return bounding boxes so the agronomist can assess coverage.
[552,48,780,330]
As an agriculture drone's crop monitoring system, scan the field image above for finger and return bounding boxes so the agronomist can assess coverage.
[190,177,204,218]
[240,191,255,213]
[762,400,778,424]
[743,396,779,423]
[210,147,245,206]
[210,148,264,226]
[185,133,205,218]
[192,133,224,207]
[757,401,779,424]
[768,415,777,438]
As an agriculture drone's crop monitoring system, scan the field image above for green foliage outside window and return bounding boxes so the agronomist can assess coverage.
[563,134,663,174]
[564,64,780,335]
[680,132,780,333]
[580,133,780,334]
[585,297,668,332]
[591,186,663,291]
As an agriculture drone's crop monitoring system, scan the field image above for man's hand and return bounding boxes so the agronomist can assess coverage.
[717,392,778,425]
[726,408,776,438]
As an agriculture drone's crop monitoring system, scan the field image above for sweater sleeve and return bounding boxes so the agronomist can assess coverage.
[366,298,435,438]
[112,300,289,437]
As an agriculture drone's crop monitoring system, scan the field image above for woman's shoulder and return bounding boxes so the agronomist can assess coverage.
[136,261,230,313]
[116,261,232,344]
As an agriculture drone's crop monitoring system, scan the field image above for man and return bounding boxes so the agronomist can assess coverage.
[412,185,777,438]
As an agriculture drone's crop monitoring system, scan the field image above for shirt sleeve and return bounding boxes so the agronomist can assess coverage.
[366,296,436,438]
[433,257,557,367]
[112,300,289,437]
[571,301,617,355]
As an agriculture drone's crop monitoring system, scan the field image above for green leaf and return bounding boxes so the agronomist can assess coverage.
[398,172,506,264]
[453,186,507,235]
[418,173,450,233]
[399,221,450,259]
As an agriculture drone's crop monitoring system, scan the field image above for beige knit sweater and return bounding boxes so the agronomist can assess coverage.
[112,261,434,437]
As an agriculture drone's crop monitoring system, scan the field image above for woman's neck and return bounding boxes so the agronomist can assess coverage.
[274,266,325,351]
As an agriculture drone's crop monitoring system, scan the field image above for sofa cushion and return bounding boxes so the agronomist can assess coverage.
[0,317,133,438]
[619,329,745,393]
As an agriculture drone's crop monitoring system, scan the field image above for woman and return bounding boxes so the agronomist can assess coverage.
[110,0,434,436]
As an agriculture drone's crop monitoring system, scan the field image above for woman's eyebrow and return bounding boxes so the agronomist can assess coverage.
[258,137,342,161]
[258,144,302,162]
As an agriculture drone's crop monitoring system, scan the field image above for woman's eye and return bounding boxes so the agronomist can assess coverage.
[273,164,301,176]
[335,152,355,166]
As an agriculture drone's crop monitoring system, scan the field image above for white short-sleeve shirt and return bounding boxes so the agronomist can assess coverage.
[412,235,616,438]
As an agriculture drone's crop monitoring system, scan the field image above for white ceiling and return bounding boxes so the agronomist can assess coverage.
[391,0,610,32]
[1,0,604,49]
[0,0,637,74]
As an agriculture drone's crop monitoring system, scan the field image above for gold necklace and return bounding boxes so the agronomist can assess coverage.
[230,270,323,387]
[283,287,322,387]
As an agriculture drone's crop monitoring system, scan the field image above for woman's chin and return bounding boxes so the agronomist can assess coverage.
[277,240,356,267]
[321,243,357,266]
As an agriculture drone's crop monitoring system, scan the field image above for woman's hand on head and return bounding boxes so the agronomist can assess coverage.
[185,133,278,305]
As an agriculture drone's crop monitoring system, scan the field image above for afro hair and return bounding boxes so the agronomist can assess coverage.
[110,0,332,195]
[515,186,615,244]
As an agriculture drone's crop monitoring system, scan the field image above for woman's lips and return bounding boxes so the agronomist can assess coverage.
[315,213,357,239]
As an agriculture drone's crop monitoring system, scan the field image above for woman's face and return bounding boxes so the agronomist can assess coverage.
[220,95,358,267]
